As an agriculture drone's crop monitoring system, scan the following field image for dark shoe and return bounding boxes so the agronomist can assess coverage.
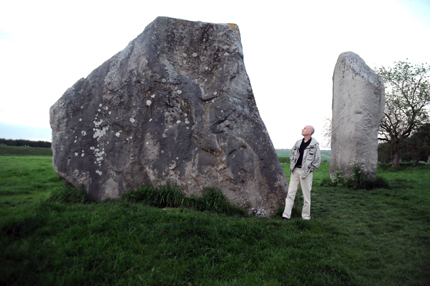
[282,217,290,221]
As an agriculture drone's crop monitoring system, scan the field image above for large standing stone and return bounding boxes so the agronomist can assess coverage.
[330,51,385,180]
[50,16,288,216]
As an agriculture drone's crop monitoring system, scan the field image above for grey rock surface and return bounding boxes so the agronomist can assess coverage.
[330,51,385,179]
[50,16,288,216]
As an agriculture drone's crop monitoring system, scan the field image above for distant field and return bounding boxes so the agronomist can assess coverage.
[0,145,52,156]
[1,144,333,161]
[0,145,334,161]
[276,149,331,162]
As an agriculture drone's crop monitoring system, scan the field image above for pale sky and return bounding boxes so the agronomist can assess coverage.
[0,0,429,149]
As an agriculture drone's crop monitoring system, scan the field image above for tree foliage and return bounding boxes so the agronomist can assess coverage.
[406,123,430,162]
[376,61,430,167]
[378,123,430,164]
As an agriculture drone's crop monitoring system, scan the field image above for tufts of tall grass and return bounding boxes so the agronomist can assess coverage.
[188,187,247,216]
[45,185,91,204]
[122,181,185,207]
[43,181,247,216]
[122,183,247,216]
[320,176,390,190]
[320,164,391,190]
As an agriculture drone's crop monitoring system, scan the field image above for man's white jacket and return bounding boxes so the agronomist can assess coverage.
[289,138,321,178]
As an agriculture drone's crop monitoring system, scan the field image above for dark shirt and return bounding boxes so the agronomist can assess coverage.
[296,138,311,168]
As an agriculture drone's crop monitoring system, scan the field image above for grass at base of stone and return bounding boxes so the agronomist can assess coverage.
[1,158,430,285]
[121,184,247,217]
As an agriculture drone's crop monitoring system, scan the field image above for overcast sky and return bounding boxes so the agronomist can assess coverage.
[1,0,429,148]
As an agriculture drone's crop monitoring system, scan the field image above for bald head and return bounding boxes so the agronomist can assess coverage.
[308,125,315,135]
[302,125,315,139]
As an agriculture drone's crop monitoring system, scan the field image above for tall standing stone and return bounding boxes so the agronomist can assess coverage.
[331,51,385,179]
[50,16,288,216]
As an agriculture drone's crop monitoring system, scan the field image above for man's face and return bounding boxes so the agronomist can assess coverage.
[302,125,313,136]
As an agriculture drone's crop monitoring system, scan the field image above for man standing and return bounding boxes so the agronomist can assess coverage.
[283,125,321,220]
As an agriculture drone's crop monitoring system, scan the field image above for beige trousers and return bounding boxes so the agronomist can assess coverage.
[282,168,313,220]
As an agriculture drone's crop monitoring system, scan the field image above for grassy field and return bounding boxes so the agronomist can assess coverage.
[0,144,52,156]
[1,147,429,285]
[277,149,331,162]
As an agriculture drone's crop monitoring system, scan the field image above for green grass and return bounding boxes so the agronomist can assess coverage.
[1,153,430,285]
[0,155,62,209]
[120,184,247,216]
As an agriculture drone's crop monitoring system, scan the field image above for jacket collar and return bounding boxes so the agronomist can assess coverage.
[297,137,319,147]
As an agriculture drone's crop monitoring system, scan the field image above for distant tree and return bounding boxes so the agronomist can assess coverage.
[375,61,430,168]
[406,123,430,162]
[378,124,430,164]
[377,142,392,164]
